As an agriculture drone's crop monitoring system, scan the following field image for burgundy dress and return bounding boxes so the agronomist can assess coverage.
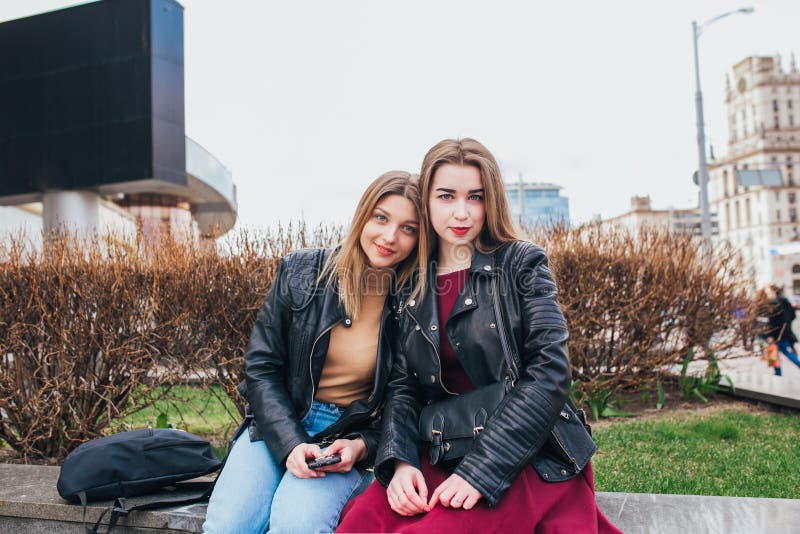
[337,270,622,533]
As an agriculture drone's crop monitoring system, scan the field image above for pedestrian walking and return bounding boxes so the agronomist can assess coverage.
[765,285,800,371]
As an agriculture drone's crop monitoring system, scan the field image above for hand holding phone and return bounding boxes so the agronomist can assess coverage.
[306,454,342,470]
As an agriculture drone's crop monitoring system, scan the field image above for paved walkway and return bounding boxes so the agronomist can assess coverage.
[674,344,800,408]
[714,348,800,408]
[717,348,800,380]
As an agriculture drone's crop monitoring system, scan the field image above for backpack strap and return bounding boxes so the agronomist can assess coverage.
[78,491,92,533]
[76,490,126,534]
[89,497,128,533]
[85,484,215,533]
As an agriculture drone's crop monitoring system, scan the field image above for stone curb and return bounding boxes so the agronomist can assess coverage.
[1,464,798,533]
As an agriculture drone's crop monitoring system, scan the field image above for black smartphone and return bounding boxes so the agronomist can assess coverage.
[306,454,342,469]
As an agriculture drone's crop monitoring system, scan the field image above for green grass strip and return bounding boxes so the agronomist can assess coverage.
[120,385,241,438]
[592,409,800,498]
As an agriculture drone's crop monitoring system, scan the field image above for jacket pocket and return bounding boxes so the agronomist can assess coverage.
[531,404,596,482]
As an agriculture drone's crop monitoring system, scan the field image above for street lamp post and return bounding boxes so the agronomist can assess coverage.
[692,7,754,253]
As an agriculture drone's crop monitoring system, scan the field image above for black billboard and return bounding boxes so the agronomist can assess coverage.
[0,0,185,202]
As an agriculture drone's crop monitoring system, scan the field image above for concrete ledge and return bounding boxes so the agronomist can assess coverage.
[2,464,799,533]
[599,492,800,534]
[0,464,207,533]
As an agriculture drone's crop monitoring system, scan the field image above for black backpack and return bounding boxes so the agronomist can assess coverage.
[57,428,226,533]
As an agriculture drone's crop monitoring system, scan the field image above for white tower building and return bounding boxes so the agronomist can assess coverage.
[708,54,800,293]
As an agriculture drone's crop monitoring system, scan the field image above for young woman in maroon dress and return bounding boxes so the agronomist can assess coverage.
[337,138,621,533]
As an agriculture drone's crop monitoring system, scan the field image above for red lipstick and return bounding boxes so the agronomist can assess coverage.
[375,244,395,256]
[450,227,470,236]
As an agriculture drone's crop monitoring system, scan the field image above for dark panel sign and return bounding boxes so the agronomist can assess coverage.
[0,0,185,200]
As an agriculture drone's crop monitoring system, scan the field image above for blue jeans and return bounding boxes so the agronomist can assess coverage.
[776,340,800,369]
[203,401,373,534]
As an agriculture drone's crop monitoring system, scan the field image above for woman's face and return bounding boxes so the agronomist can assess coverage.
[428,163,486,247]
[359,194,419,269]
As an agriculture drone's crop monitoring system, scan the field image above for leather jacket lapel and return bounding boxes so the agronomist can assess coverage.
[403,270,441,354]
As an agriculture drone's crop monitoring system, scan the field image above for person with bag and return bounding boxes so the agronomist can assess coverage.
[337,139,620,532]
[762,336,782,376]
[202,171,422,534]
[766,284,800,370]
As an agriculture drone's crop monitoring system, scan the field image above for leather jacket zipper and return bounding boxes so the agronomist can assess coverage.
[492,277,519,385]
[491,278,576,473]
[407,309,455,396]
[362,305,391,405]
[304,304,390,427]
[302,322,337,420]
[550,428,579,472]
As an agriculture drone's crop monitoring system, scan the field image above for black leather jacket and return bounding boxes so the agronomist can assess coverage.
[244,248,394,469]
[375,241,596,506]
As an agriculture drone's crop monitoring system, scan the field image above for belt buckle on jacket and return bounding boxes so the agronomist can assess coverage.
[317,433,340,447]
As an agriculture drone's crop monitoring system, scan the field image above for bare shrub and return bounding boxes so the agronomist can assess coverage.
[0,232,174,459]
[528,224,758,394]
[0,220,754,459]
[0,223,341,460]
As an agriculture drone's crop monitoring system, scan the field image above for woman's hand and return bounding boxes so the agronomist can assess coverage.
[428,473,482,510]
[387,461,430,516]
[285,443,326,478]
[315,438,367,473]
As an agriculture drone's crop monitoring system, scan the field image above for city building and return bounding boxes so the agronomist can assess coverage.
[0,0,236,247]
[600,195,718,237]
[707,54,800,292]
[505,177,569,227]
[0,202,136,244]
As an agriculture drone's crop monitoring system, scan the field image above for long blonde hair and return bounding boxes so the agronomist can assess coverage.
[417,138,519,296]
[321,171,423,319]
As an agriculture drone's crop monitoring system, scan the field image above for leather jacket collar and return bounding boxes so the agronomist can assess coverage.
[403,247,497,346]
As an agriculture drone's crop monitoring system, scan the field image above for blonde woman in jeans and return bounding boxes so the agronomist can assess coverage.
[203,172,423,533]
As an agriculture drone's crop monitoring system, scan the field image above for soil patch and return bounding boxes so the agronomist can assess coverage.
[590,379,794,430]
[0,447,59,465]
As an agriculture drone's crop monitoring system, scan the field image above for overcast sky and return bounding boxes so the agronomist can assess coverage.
[3,0,800,231]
